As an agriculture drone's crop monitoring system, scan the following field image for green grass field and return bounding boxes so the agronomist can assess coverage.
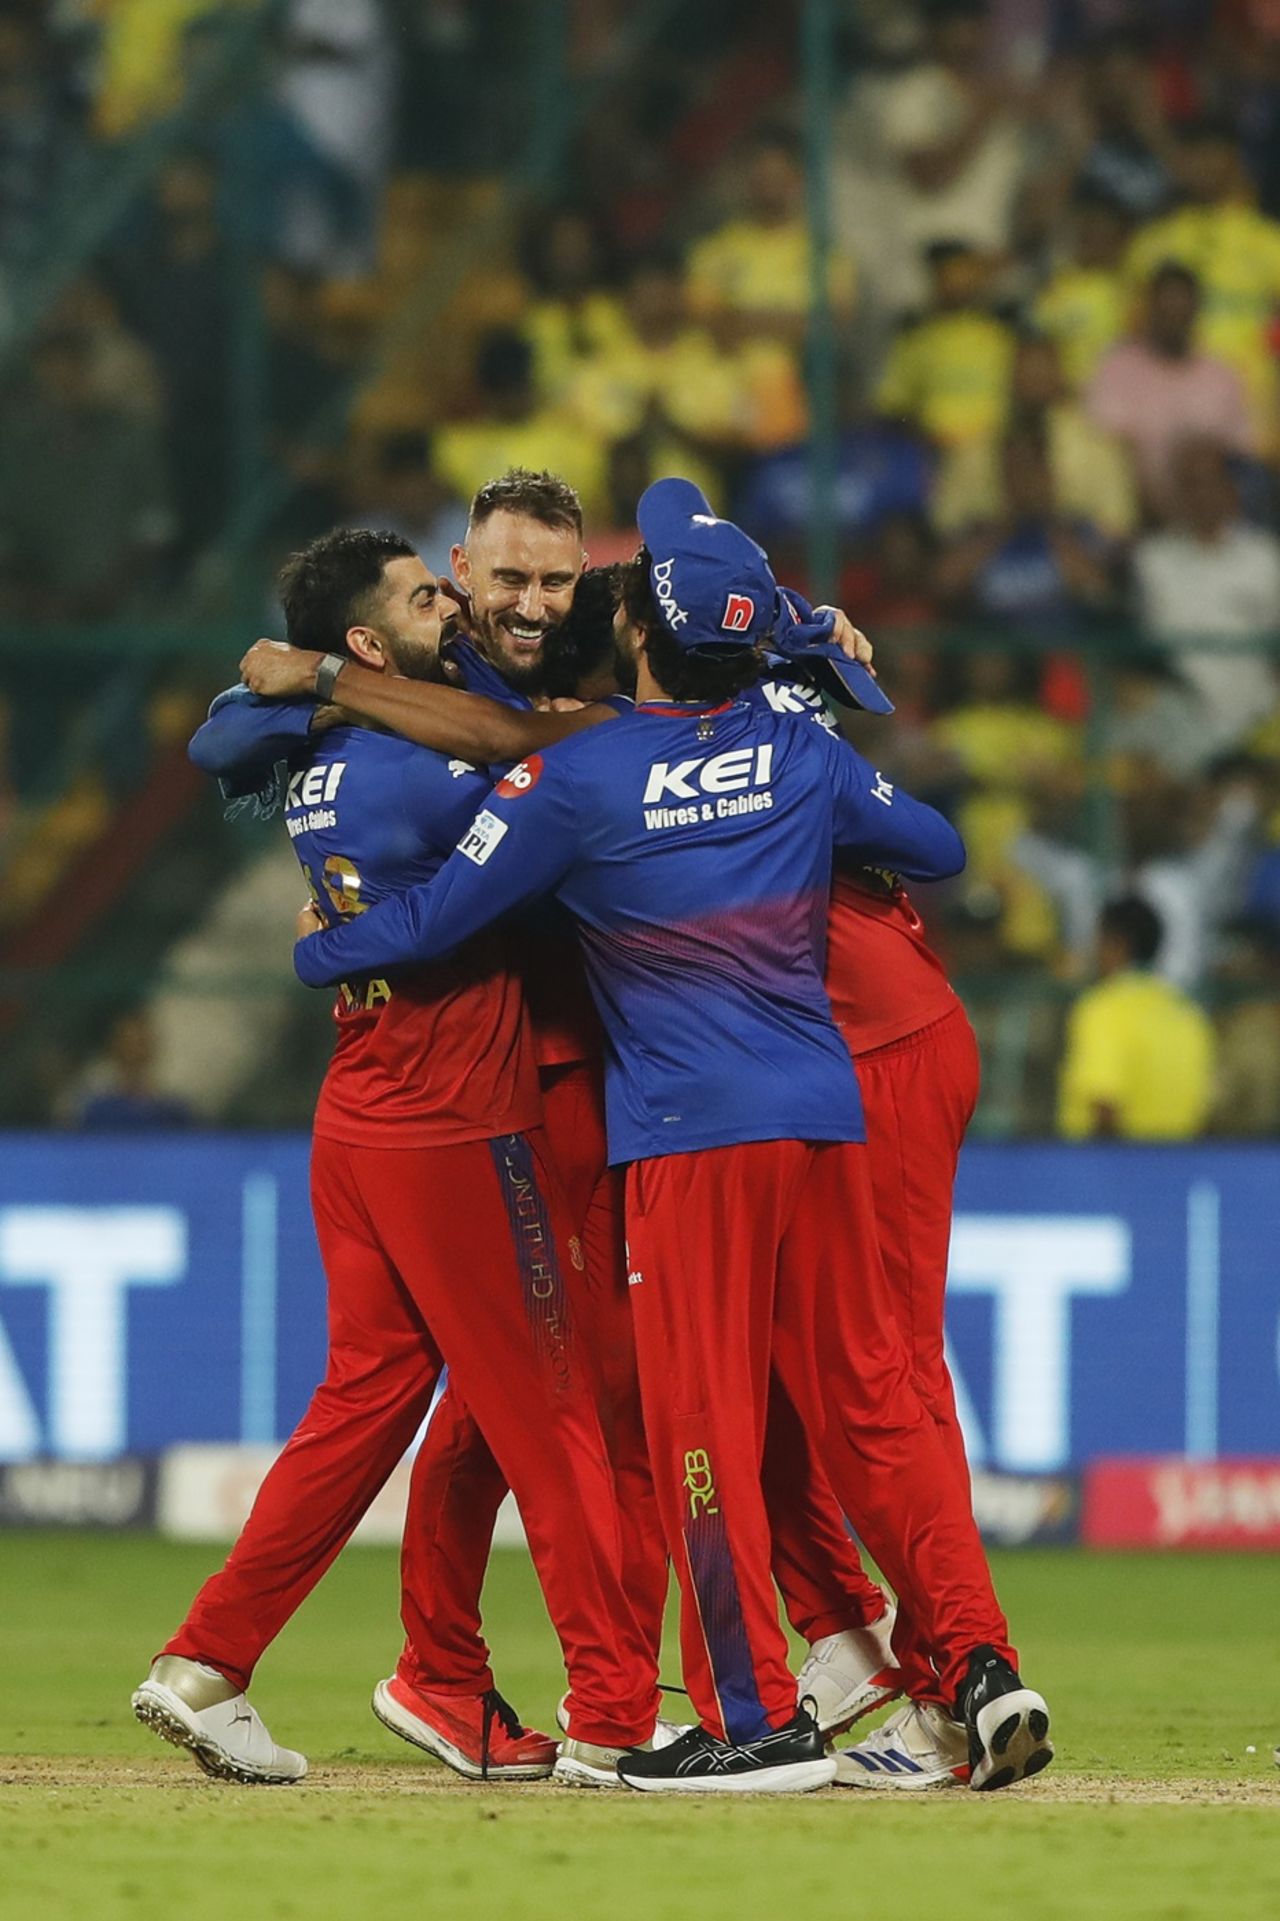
[2,1536,1277,1921]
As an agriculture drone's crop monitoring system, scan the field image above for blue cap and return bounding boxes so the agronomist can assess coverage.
[636,478,894,714]
[637,478,780,651]
[774,588,895,715]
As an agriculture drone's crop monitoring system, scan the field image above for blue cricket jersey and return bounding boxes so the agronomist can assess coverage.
[191,691,539,1146]
[295,697,965,1163]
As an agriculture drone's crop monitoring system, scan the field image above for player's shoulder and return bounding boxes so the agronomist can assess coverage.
[748,675,841,735]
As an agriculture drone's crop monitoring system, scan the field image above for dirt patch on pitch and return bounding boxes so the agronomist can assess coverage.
[0,1756,545,1797]
[1002,1774,1280,1807]
[3,1757,1278,1806]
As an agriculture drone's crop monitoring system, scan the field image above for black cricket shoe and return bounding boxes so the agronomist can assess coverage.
[617,1705,836,1795]
[956,1645,1053,1791]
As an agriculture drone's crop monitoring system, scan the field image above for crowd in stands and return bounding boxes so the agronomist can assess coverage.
[5,0,1280,1133]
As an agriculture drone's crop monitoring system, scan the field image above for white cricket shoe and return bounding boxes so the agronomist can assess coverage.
[553,1735,634,1788]
[132,1655,307,1785]
[553,1696,685,1786]
[795,1603,903,1737]
[834,1700,969,1790]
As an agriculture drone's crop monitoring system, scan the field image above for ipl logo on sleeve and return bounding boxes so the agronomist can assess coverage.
[458,809,510,867]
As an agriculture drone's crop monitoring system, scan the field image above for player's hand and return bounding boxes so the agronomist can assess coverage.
[296,902,323,941]
[240,638,324,698]
[311,702,357,733]
[816,608,876,674]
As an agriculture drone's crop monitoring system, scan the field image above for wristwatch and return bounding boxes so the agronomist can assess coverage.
[313,653,347,702]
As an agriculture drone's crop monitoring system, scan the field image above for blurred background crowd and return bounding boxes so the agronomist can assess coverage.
[3,0,1280,1137]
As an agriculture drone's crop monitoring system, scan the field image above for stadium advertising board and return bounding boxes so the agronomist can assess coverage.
[0,1139,1276,1490]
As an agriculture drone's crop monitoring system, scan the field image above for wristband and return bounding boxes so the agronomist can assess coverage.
[314,653,346,702]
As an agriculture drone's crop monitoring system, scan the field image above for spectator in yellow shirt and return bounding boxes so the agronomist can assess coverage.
[1032,187,1131,392]
[935,333,1136,540]
[431,329,608,524]
[89,0,233,140]
[1125,118,1280,447]
[876,242,1016,448]
[565,252,807,514]
[686,127,856,348]
[1059,895,1216,1139]
[930,640,1082,959]
[520,206,628,403]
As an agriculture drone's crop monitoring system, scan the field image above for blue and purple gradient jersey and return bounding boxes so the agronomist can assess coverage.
[295,697,965,1164]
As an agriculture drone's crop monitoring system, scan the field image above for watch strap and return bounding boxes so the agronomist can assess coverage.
[313,653,346,702]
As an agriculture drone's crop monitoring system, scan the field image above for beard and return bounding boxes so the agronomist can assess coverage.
[609,637,638,697]
[384,635,448,683]
[471,610,554,694]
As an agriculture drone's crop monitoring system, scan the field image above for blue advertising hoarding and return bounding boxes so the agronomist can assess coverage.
[0,1136,1276,1469]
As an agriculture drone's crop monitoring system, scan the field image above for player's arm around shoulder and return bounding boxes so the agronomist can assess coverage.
[817,726,966,882]
[294,747,584,988]
[189,683,316,777]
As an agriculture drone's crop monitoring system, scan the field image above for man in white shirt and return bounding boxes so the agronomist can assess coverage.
[1134,437,1280,752]
[859,0,1029,312]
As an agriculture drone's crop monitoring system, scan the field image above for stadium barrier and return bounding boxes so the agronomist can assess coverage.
[1082,1458,1280,1550]
[0,1136,1276,1544]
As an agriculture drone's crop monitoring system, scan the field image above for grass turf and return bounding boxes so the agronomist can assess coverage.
[1,1536,1277,1921]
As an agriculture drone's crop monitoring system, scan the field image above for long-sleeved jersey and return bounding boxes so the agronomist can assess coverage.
[191,696,540,1147]
[191,655,603,1074]
[295,697,965,1163]
[744,676,959,1055]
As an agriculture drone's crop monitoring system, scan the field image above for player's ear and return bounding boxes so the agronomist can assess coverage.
[451,542,470,588]
[346,626,385,670]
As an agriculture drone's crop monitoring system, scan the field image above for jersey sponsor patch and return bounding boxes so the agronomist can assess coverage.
[458,808,510,866]
[496,755,543,799]
[721,593,755,632]
[641,743,776,831]
[759,678,839,733]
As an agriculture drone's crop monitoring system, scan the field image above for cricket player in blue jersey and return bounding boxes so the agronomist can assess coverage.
[288,479,1052,1794]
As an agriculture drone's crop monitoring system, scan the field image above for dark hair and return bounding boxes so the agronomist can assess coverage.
[1149,259,1200,298]
[748,124,802,162]
[624,243,685,285]
[1101,894,1163,966]
[544,564,623,698]
[468,466,584,538]
[475,327,533,396]
[375,428,432,474]
[924,237,978,270]
[620,548,762,703]
[277,527,415,655]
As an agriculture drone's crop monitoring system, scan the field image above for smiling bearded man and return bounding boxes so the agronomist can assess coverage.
[450,469,586,697]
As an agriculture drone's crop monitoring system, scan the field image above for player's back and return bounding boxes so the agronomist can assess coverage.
[540,699,866,1160]
[289,726,539,1146]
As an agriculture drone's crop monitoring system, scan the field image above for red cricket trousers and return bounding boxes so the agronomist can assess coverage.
[763,1004,1013,1700]
[164,1129,659,1747]
[396,1064,668,1699]
[625,1133,1007,1745]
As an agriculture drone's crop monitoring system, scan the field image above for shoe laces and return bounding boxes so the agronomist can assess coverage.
[479,1689,525,1781]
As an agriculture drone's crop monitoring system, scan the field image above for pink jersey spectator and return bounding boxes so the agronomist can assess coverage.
[1086,341,1253,507]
